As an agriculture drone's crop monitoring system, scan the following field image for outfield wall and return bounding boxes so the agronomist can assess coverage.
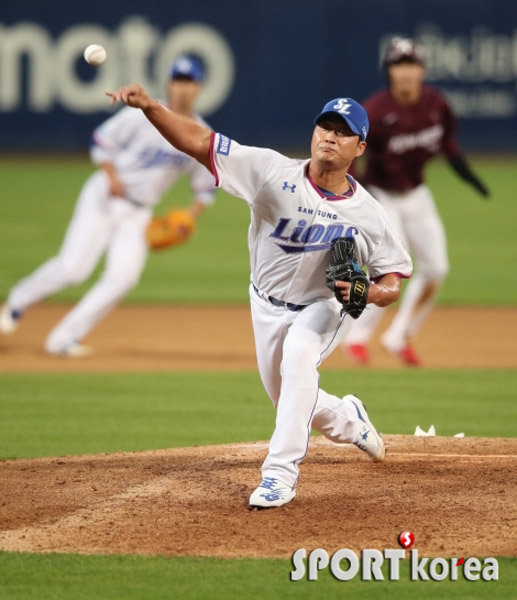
[1,0,516,151]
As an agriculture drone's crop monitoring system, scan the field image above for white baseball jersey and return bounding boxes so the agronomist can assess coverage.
[210,133,412,304]
[209,132,412,490]
[91,104,215,207]
[8,105,216,355]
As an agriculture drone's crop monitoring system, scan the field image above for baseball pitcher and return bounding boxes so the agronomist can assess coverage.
[106,85,413,509]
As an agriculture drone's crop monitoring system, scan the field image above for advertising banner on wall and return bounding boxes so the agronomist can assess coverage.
[1,0,515,151]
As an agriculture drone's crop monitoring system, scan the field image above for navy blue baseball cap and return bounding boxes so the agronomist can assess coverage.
[314,98,369,141]
[170,55,204,81]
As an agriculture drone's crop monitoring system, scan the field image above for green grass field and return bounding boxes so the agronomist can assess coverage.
[1,156,516,598]
[1,369,516,599]
[1,155,516,304]
[1,369,516,459]
[1,552,515,600]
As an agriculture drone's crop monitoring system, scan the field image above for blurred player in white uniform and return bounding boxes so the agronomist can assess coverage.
[343,38,489,366]
[106,83,412,508]
[0,56,215,356]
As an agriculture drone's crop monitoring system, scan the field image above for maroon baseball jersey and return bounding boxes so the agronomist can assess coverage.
[359,85,461,192]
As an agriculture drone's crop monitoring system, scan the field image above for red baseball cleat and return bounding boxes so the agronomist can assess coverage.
[346,343,370,365]
[396,344,422,367]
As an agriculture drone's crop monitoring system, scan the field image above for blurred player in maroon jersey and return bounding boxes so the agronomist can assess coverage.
[343,37,489,366]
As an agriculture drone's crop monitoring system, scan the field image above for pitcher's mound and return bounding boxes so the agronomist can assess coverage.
[1,435,516,558]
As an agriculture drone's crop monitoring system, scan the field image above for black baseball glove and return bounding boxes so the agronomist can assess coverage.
[325,237,370,319]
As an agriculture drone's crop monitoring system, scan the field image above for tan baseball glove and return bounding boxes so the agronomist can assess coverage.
[146,209,196,250]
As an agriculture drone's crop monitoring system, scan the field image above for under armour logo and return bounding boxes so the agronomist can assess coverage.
[361,430,370,441]
[282,181,296,193]
[333,98,352,115]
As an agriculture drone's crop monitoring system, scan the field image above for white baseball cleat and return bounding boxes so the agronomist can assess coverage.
[0,304,22,334]
[249,477,296,509]
[349,396,385,462]
[46,342,93,358]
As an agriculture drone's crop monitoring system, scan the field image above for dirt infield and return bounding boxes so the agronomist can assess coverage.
[1,304,516,559]
[0,436,516,558]
[1,304,517,371]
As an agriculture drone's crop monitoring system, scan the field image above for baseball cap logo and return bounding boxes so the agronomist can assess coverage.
[176,58,193,71]
[393,38,414,55]
[333,99,352,115]
[314,97,369,141]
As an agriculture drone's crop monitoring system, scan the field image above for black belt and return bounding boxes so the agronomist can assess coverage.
[252,283,307,312]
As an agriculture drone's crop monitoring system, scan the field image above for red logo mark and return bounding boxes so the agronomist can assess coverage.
[398,531,415,549]
[457,557,465,566]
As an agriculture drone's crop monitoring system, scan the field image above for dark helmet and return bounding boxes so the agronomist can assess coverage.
[383,37,425,68]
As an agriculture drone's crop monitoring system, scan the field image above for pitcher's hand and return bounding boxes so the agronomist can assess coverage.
[105,85,152,109]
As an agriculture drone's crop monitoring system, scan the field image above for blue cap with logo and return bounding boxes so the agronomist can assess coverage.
[314,98,369,141]
[170,55,205,82]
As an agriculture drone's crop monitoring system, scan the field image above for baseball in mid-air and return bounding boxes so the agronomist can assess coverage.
[83,44,107,66]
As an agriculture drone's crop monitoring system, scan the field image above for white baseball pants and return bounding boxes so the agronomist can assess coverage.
[8,171,151,352]
[250,285,367,488]
[344,183,449,348]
